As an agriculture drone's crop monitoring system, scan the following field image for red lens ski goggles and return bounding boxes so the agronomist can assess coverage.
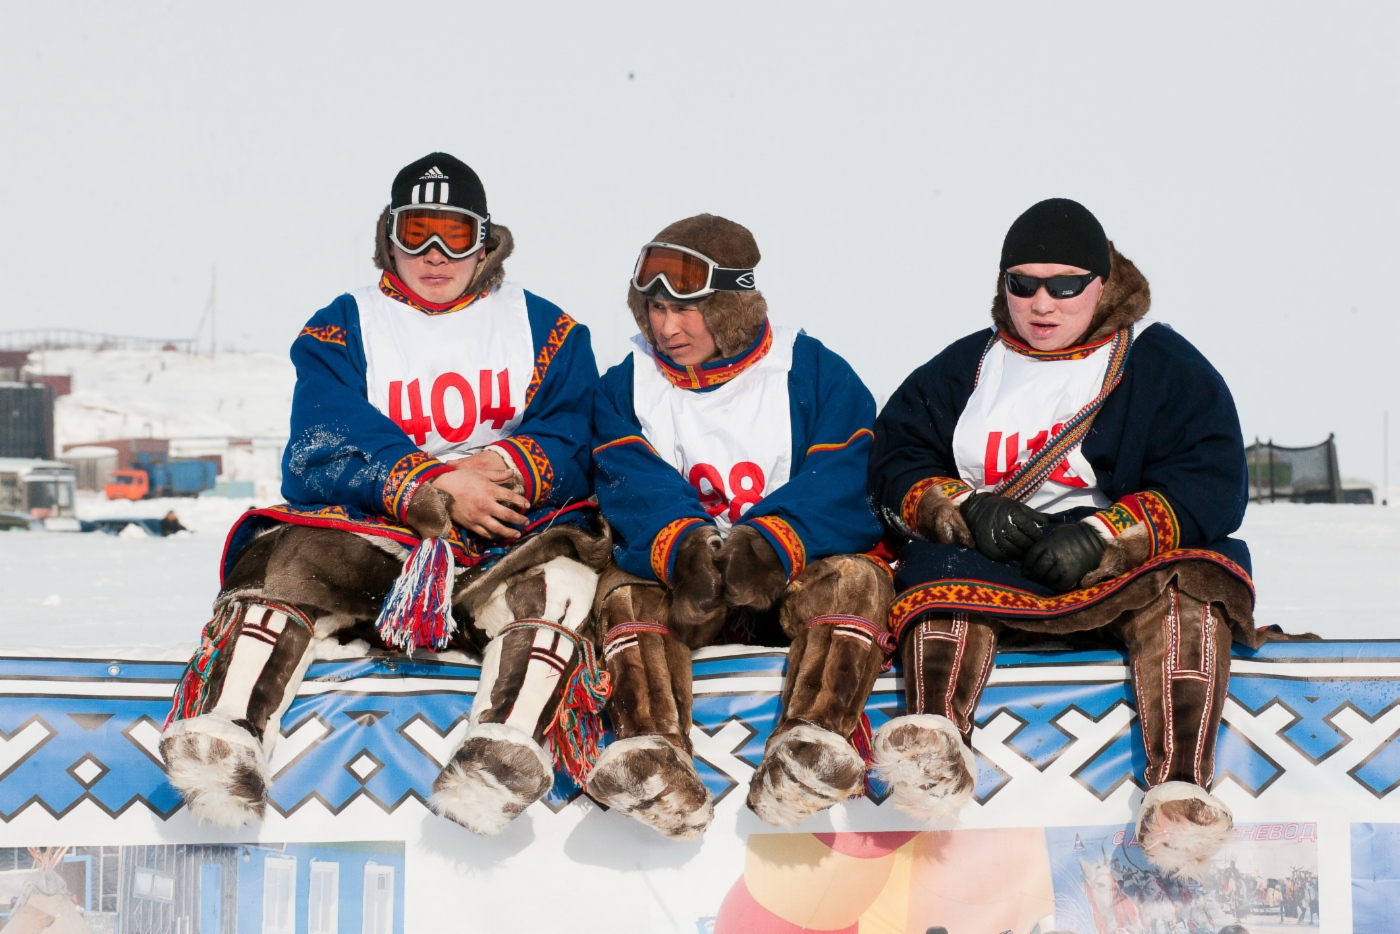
[632,242,756,301]
[389,205,488,259]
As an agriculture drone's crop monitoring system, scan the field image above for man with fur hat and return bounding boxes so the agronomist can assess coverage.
[588,214,893,838]
[161,153,609,836]
[868,198,1275,878]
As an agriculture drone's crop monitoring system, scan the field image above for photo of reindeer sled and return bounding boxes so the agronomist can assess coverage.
[1045,822,1319,934]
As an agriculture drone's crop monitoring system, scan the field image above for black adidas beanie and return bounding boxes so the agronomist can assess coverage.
[1000,198,1110,280]
[390,153,488,217]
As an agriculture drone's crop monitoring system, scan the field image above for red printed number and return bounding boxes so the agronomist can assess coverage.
[389,370,516,445]
[687,461,766,522]
[983,426,1088,489]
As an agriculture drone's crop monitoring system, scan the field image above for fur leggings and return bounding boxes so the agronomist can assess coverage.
[901,568,1234,788]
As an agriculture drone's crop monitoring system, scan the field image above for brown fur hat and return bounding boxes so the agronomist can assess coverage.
[627,214,768,359]
[990,242,1151,344]
[372,205,514,296]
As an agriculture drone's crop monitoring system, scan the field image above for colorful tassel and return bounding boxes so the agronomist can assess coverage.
[374,536,456,653]
[497,618,613,786]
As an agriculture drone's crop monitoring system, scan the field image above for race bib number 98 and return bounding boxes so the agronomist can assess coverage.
[688,461,766,523]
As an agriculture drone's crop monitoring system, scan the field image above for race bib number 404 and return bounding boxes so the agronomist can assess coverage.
[689,461,766,524]
[388,369,516,446]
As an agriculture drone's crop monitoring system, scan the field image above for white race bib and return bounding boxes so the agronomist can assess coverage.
[359,282,535,459]
[950,329,1154,512]
[631,327,799,533]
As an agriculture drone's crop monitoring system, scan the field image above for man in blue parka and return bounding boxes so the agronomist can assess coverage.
[161,154,608,837]
[587,215,894,838]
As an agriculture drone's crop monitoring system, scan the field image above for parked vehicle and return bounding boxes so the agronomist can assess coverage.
[0,458,76,517]
[105,460,218,500]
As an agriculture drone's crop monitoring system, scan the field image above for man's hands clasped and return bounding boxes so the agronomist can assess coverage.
[412,449,531,541]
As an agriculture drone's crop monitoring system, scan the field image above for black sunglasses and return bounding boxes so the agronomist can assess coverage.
[1004,271,1099,299]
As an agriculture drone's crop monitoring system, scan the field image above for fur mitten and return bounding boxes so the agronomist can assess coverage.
[917,485,975,547]
[404,483,454,539]
[666,525,726,643]
[718,523,788,610]
[1080,522,1152,587]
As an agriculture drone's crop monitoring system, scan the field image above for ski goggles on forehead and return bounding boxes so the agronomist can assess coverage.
[388,205,489,260]
[1004,271,1099,299]
[631,242,756,301]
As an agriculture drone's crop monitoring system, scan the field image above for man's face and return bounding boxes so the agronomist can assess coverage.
[647,298,718,366]
[392,244,482,304]
[1005,262,1104,351]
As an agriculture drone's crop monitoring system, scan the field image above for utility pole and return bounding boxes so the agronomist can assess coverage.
[1385,410,1390,506]
[210,265,217,356]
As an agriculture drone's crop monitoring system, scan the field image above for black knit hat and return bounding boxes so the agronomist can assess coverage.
[1000,198,1110,280]
[391,153,488,217]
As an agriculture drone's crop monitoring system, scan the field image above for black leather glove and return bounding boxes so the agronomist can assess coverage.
[959,492,1048,562]
[1021,521,1107,594]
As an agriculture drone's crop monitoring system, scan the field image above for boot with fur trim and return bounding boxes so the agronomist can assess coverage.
[1136,781,1233,879]
[161,599,318,828]
[874,611,998,823]
[871,714,977,824]
[160,714,270,829]
[748,556,894,826]
[430,721,554,835]
[432,555,600,834]
[585,573,714,839]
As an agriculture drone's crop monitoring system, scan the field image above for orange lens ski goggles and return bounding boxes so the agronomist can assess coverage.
[389,206,488,259]
[631,242,756,301]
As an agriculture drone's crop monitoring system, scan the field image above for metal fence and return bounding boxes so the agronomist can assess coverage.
[1247,435,1343,503]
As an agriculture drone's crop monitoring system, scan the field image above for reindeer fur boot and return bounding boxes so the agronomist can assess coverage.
[873,611,997,824]
[433,555,600,834]
[586,574,713,839]
[1136,781,1233,879]
[161,599,318,829]
[748,556,894,826]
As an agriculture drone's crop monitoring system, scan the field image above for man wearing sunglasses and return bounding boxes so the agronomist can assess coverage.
[161,153,607,837]
[867,198,1281,878]
[587,214,892,838]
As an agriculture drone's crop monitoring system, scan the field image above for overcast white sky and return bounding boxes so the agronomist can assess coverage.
[2,2,1397,485]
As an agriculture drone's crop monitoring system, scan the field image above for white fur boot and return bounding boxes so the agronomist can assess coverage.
[587,735,714,840]
[431,722,554,835]
[1136,781,1233,879]
[871,713,976,824]
[747,723,865,827]
[160,714,269,829]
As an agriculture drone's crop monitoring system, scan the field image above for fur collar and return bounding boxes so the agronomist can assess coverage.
[990,242,1151,344]
[373,205,514,296]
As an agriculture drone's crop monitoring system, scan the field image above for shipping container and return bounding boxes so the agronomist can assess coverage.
[60,446,121,491]
[0,383,55,459]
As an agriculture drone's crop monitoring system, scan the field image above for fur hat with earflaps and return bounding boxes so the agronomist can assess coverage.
[627,214,768,359]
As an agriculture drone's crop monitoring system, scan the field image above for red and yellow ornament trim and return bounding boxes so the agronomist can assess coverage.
[651,517,706,584]
[380,272,486,316]
[656,321,773,390]
[748,515,808,581]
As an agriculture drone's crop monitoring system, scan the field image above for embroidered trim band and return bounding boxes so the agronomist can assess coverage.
[806,428,874,456]
[494,435,554,506]
[901,476,972,534]
[656,321,773,390]
[602,621,674,663]
[298,324,347,346]
[526,311,578,407]
[748,515,807,581]
[889,548,1252,629]
[592,435,658,456]
[998,328,1119,361]
[380,271,486,315]
[1087,490,1181,557]
[382,451,453,521]
[806,614,897,671]
[651,517,706,583]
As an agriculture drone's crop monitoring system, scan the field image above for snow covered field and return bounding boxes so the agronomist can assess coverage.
[0,498,1394,652]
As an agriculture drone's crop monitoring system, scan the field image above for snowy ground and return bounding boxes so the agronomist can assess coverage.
[0,498,1394,653]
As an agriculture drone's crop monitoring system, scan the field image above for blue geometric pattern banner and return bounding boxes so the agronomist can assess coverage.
[0,641,1396,822]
